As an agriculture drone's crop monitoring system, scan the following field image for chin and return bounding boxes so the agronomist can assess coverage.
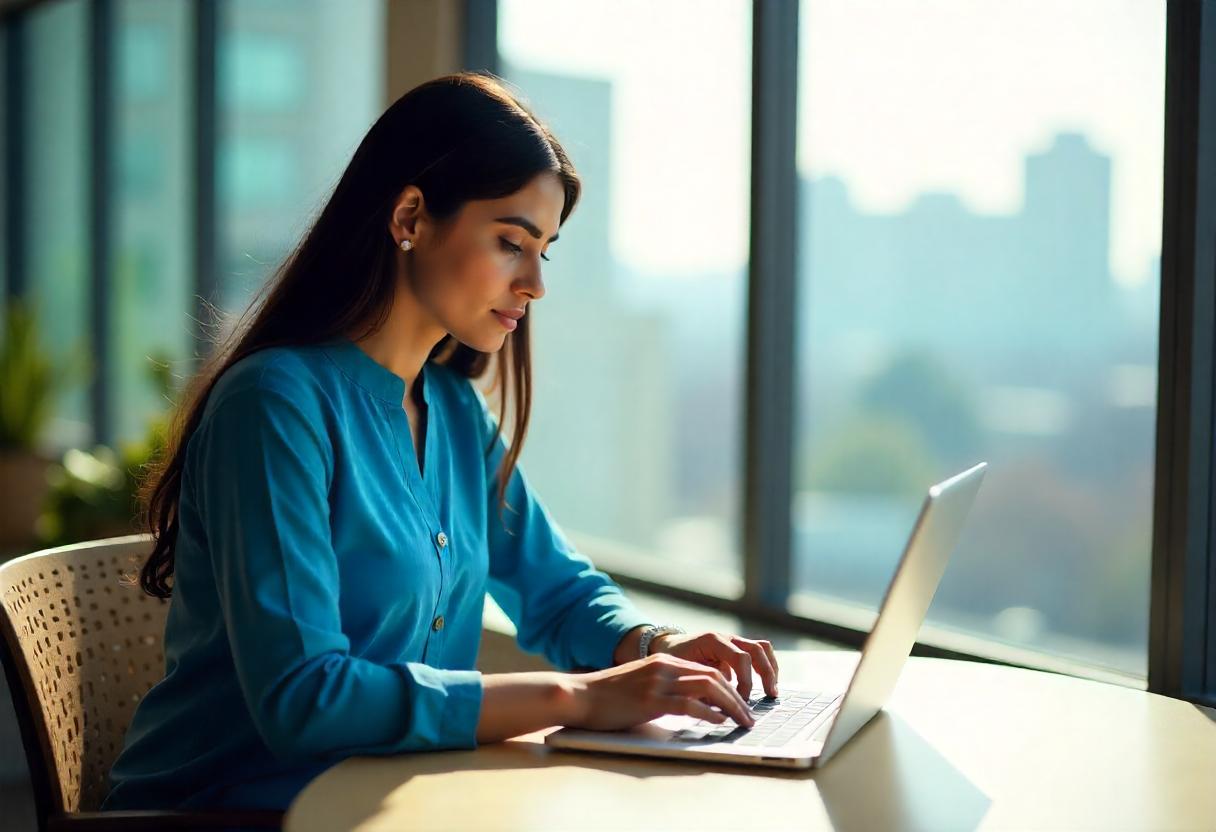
[450,330,507,353]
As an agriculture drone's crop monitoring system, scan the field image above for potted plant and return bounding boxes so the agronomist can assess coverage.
[0,299,82,551]
[35,352,174,548]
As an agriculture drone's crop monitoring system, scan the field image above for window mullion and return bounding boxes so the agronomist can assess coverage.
[4,14,26,300]
[88,0,114,445]
[1148,0,1216,705]
[464,0,498,75]
[191,0,218,367]
[743,0,800,611]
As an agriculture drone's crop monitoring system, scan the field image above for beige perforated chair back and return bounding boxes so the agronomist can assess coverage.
[0,533,165,814]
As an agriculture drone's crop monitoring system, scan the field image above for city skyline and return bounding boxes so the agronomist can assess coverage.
[501,58,1159,676]
[500,0,1166,288]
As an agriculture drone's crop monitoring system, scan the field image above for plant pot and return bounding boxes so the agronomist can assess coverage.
[0,449,53,552]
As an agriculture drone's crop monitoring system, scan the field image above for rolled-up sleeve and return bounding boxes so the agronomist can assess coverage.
[471,386,654,672]
[193,379,484,762]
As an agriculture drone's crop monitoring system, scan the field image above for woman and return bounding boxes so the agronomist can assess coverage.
[102,71,779,814]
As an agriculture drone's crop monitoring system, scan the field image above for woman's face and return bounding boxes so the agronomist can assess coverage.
[394,172,564,353]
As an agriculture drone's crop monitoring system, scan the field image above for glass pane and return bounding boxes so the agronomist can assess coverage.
[793,0,1165,678]
[499,0,752,594]
[113,0,192,444]
[216,0,385,315]
[24,0,91,449]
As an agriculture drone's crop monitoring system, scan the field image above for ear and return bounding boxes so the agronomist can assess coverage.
[388,184,427,244]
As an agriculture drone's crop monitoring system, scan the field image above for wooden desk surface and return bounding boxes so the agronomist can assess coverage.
[284,650,1216,831]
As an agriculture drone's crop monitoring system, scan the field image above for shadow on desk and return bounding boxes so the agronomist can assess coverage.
[293,711,990,832]
[815,711,989,831]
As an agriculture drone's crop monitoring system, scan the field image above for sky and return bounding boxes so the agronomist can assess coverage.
[499,0,1166,288]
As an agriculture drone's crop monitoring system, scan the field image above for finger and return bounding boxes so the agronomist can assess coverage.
[732,637,778,697]
[707,661,751,716]
[757,640,780,689]
[677,675,755,726]
[663,694,726,723]
[657,653,751,711]
[714,637,754,701]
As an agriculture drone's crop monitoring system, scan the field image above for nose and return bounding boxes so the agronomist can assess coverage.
[519,265,546,302]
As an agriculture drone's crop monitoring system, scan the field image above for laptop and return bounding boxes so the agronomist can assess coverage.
[545,461,987,770]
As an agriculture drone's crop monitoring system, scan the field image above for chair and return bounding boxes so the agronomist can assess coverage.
[0,534,284,831]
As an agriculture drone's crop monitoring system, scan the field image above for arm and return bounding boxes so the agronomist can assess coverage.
[195,379,484,761]
[469,384,655,672]
[477,627,687,741]
[612,624,649,666]
[476,671,581,742]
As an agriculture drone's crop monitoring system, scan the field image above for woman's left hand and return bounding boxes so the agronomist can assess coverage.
[648,632,779,700]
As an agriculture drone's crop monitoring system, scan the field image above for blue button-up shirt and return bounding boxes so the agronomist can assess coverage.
[101,336,654,811]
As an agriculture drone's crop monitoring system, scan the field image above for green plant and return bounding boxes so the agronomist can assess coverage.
[36,352,174,547]
[0,299,88,451]
[804,411,939,497]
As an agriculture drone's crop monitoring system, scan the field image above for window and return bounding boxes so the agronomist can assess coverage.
[113,0,192,444]
[792,0,1166,680]
[498,0,753,595]
[23,0,91,449]
[0,0,1207,699]
[216,0,385,314]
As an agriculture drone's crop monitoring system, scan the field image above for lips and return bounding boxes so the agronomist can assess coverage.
[492,310,519,331]
[493,308,525,320]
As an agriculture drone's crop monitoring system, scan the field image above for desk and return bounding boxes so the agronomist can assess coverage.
[284,651,1216,831]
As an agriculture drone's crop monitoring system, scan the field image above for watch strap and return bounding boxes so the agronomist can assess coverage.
[639,624,686,660]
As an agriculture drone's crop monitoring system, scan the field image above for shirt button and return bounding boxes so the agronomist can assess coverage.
[432,615,445,631]
[436,531,448,548]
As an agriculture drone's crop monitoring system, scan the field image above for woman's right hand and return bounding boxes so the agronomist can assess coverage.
[560,653,757,731]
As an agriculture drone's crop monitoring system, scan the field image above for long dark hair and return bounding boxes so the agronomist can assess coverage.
[133,71,581,599]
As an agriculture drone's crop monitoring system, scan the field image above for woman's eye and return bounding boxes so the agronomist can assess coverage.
[500,238,551,262]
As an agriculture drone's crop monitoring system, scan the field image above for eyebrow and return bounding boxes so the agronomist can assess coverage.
[494,216,559,244]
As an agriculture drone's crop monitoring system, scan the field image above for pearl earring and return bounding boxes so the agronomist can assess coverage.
[400,239,413,252]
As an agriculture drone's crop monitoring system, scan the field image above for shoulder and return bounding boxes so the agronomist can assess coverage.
[202,344,335,428]
[186,347,337,505]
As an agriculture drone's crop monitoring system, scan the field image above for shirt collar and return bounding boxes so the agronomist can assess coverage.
[320,335,431,407]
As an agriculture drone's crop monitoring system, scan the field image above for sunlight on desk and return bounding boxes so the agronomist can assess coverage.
[284,651,1216,832]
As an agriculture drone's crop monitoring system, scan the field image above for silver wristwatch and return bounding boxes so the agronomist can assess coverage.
[638,624,686,659]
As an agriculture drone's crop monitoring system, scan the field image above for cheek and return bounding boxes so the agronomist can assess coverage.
[437,254,507,311]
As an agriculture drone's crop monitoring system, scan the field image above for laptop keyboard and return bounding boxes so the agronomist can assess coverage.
[672,689,839,748]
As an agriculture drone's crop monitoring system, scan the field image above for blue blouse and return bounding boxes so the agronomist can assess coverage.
[101,335,655,812]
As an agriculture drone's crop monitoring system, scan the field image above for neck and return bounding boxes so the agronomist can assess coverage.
[348,289,445,407]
